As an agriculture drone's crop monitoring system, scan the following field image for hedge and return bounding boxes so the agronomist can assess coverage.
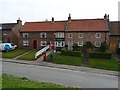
[89,51,112,59]
[117,48,120,55]
[61,48,81,57]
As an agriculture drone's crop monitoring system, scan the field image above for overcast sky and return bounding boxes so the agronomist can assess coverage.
[0,0,119,24]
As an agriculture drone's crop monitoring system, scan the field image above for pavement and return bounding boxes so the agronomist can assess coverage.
[0,50,119,76]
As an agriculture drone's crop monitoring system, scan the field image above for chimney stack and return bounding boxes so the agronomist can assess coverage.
[68,13,71,22]
[104,14,107,19]
[52,17,54,23]
[104,14,110,28]
[17,18,22,24]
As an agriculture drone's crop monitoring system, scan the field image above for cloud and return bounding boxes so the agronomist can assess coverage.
[0,0,119,23]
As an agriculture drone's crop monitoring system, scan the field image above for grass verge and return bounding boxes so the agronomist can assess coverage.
[89,57,119,71]
[2,48,31,59]
[18,49,39,61]
[2,74,68,88]
[47,53,82,66]
[46,53,119,71]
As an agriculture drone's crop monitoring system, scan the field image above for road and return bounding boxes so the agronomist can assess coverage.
[2,61,118,88]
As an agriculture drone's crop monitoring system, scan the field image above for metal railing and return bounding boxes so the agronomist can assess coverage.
[35,45,50,59]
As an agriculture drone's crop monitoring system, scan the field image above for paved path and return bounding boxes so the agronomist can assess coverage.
[2,61,118,88]
[13,49,34,60]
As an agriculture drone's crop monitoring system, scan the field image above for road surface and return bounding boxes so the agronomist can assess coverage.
[2,61,118,88]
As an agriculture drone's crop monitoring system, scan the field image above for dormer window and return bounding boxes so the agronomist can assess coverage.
[40,33,46,38]
[23,33,29,38]
[95,33,101,38]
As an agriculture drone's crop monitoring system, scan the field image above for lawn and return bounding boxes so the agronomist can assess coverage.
[2,48,31,59]
[46,53,119,71]
[18,49,39,61]
[89,57,119,71]
[47,53,82,66]
[2,74,68,88]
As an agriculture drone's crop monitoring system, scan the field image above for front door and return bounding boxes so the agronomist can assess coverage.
[33,40,37,49]
[109,42,116,52]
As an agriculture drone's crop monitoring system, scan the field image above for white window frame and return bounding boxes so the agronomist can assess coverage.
[94,41,101,47]
[23,33,29,38]
[68,33,73,38]
[41,41,47,46]
[55,33,64,38]
[40,33,46,38]
[78,41,84,46]
[55,41,65,47]
[95,33,101,38]
[3,31,7,35]
[78,33,83,38]
[23,41,29,46]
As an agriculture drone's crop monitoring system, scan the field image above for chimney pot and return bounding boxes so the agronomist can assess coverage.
[52,17,54,23]
[104,14,107,19]
[17,18,22,24]
[68,13,71,22]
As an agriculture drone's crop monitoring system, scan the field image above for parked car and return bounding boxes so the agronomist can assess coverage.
[0,43,17,51]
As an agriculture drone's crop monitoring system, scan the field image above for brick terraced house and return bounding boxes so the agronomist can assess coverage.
[0,19,22,46]
[19,14,110,50]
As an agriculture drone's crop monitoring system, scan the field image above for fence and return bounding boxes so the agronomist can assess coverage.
[35,45,50,59]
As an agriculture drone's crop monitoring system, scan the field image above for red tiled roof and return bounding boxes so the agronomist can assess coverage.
[21,21,66,32]
[66,19,108,31]
[20,19,108,32]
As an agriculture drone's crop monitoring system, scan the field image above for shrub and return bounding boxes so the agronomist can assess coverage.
[99,42,108,52]
[83,42,93,49]
[89,51,112,59]
[116,48,120,54]
[73,44,80,51]
[61,48,81,57]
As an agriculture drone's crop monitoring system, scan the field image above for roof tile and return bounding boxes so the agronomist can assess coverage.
[20,19,108,32]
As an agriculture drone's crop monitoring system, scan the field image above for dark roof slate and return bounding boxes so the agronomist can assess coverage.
[109,21,120,35]
[1,23,17,30]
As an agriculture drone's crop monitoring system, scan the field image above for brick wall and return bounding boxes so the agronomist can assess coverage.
[19,31,109,49]
[2,30,13,43]
[65,32,109,46]
[19,32,55,49]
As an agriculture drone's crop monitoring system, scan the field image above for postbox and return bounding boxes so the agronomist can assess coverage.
[43,52,46,61]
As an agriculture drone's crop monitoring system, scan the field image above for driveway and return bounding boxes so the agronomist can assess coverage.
[2,61,118,88]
